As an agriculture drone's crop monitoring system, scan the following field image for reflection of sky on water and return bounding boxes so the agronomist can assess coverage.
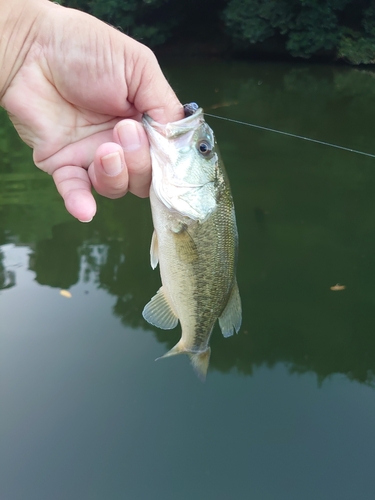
[2,245,375,500]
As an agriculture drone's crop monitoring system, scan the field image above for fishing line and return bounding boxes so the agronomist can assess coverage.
[204,112,375,159]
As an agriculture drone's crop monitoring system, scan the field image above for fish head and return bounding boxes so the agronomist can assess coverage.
[143,107,220,221]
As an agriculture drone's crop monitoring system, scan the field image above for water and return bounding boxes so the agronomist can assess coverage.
[1,60,375,499]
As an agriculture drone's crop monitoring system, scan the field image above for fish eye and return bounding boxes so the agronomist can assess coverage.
[197,140,212,156]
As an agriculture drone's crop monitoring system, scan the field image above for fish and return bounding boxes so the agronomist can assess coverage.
[142,102,242,380]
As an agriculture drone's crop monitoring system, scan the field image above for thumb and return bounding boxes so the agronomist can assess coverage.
[127,43,184,124]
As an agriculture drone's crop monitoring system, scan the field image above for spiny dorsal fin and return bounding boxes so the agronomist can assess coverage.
[142,286,178,330]
[218,280,242,338]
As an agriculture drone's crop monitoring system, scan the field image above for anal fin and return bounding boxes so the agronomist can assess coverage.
[156,339,211,382]
[218,280,242,338]
[142,286,178,330]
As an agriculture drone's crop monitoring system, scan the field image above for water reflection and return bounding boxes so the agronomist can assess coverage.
[2,62,375,385]
[0,248,15,290]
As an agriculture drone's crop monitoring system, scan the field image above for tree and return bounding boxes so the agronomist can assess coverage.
[223,0,375,64]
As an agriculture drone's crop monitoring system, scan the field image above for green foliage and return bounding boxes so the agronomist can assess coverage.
[62,0,227,48]
[338,3,375,64]
[62,0,180,47]
[223,0,375,64]
[339,32,375,65]
[223,0,296,46]
[89,0,172,45]
[45,0,375,62]
[222,0,278,44]
[287,1,343,57]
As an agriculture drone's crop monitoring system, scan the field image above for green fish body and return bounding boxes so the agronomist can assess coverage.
[142,104,241,379]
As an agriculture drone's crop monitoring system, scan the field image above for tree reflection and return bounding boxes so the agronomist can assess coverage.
[29,223,82,289]
[0,248,16,291]
[2,64,375,384]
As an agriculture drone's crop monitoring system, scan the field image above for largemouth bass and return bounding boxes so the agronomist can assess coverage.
[142,102,241,380]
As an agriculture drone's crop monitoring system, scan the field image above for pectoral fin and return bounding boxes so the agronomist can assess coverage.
[170,222,199,264]
[218,280,242,338]
[150,230,159,270]
[142,286,178,330]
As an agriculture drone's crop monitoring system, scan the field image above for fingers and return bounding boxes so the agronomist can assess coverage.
[114,119,151,198]
[88,142,129,199]
[50,120,151,222]
[53,166,97,222]
[51,143,128,222]
[89,119,151,199]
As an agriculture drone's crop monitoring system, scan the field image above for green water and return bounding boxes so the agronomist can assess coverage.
[1,60,375,499]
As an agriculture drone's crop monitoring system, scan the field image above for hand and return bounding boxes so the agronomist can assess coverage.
[0,0,183,221]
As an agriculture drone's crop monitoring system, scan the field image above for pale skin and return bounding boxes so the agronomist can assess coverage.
[0,0,183,221]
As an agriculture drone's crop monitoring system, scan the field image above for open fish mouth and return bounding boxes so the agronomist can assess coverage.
[142,103,204,141]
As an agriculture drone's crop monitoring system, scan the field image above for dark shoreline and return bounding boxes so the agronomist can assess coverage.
[154,38,375,68]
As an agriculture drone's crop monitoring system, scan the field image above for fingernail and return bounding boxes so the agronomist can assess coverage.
[101,151,122,176]
[117,121,141,152]
[78,217,93,223]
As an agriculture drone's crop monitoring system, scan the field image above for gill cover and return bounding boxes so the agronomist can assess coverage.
[143,105,219,222]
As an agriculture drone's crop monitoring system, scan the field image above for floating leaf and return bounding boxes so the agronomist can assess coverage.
[208,101,238,110]
[60,289,72,298]
[330,284,346,291]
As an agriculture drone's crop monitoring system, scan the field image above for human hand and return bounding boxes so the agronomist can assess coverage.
[0,0,183,221]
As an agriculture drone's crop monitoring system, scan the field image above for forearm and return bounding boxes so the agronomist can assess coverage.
[0,0,49,100]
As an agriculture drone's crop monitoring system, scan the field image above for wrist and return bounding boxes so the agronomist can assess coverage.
[0,0,50,101]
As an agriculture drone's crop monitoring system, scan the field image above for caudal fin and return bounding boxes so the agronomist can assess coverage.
[188,348,211,381]
[156,340,211,381]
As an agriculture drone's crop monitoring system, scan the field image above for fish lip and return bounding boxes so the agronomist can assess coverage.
[142,107,204,137]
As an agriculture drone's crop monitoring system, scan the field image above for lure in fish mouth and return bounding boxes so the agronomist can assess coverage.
[142,103,242,380]
[183,102,199,117]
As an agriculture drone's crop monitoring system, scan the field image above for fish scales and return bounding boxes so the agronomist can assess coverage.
[142,103,242,380]
[151,184,236,349]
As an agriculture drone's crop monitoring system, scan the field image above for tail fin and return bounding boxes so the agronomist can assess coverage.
[156,340,211,381]
[188,348,211,382]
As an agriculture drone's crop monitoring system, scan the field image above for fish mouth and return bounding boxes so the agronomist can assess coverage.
[142,104,204,139]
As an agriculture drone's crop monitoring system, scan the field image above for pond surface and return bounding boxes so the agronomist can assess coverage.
[2,59,375,499]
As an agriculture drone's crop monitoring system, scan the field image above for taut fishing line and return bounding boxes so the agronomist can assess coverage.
[205,112,375,159]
